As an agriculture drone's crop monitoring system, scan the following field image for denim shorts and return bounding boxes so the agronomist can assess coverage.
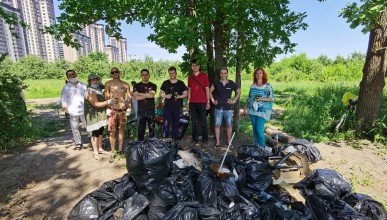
[214,108,232,126]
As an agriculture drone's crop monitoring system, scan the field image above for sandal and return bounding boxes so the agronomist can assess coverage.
[93,153,100,160]
[98,150,109,155]
[74,145,82,150]
[214,144,220,150]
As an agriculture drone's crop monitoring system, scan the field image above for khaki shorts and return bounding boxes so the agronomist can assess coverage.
[108,110,127,132]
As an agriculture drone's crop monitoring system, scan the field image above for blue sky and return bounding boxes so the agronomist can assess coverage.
[53,0,368,61]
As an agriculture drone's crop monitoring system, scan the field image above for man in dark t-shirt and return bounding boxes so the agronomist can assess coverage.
[133,69,157,141]
[160,66,187,140]
[209,67,241,150]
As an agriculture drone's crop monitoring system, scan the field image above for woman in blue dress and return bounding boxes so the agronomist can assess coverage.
[243,67,275,148]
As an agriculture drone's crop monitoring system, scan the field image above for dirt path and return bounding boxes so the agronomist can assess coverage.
[0,98,386,219]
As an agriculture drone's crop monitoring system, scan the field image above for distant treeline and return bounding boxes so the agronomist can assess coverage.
[0,52,365,82]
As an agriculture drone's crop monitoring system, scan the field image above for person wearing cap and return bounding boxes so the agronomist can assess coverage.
[104,67,132,163]
[187,59,211,149]
[130,81,138,119]
[60,70,87,150]
[84,74,116,160]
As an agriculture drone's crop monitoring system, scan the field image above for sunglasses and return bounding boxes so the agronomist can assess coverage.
[111,70,120,74]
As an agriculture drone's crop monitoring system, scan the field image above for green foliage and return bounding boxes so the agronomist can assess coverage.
[0,77,34,150]
[277,82,360,142]
[268,52,364,82]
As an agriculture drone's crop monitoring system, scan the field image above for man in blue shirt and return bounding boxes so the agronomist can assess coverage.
[209,67,241,150]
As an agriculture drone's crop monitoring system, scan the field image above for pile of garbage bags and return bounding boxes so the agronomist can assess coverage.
[69,139,386,220]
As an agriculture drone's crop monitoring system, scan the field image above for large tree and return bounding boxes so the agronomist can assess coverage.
[337,1,386,131]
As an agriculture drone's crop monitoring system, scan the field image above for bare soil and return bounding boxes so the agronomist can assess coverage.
[0,98,386,219]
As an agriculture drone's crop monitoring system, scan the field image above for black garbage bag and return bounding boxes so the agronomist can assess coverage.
[147,187,176,220]
[344,193,387,220]
[217,194,260,220]
[68,195,100,219]
[189,147,217,170]
[294,169,359,220]
[162,202,200,220]
[294,169,352,201]
[68,174,137,220]
[162,202,223,220]
[237,144,272,161]
[195,169,239,208]
[287,139,322,163]
[242,160,272,196]
[224,155,247,190]
[119,194,149,220]
[147,166,198,220]
[260,202,308,220]
[124,139,176,195]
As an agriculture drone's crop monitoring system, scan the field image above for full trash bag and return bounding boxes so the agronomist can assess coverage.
[294,169,352,201]
[344,193,387,220]
[294,169,360,220]
[260,202,308,220]
[242,160,272,197]
[124,139,176,195]
[162,202,200,220]
[147,165,198,220]
[217,194,260,220]
[68,174,137,220]
[237,144,272,161]
[163,202,223,220]
[195,168,239,208]
[119,194,149,220]
[224,155,247,190]
[287,139,322,163]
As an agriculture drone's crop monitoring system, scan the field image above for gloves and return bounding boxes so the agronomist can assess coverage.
[126,109,131,116]
[106,109,112,117]
[107,98,115,105]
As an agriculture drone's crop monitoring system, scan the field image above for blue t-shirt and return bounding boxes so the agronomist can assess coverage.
[247,83,275,121]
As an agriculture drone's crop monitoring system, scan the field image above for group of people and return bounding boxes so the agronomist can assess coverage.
[60,59,275,163]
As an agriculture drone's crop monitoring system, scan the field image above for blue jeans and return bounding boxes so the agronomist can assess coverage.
[214,109,232,126]
[249,115,266,148]
[163,108,182,139]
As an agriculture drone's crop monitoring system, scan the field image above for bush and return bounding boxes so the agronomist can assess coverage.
[0,77,35,150]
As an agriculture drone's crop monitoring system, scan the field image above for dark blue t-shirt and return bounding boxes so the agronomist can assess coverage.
[213,80,238,110]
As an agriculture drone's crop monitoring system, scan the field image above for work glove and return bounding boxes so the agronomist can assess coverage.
[107,98,116,105]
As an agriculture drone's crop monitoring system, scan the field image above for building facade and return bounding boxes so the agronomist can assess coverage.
[0,1,27,61]
[85,24,105,52]
[104,45,119,63]
[109,37,127,63]
[0,0,59,61]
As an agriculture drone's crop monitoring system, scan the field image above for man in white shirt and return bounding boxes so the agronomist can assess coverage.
[61,70,87,150]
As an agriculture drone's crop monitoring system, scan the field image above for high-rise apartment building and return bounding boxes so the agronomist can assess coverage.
[1,0,59,61]
[109,37,127,63]
[104,45,118,63]
[0,1,27,61]
[85,24,105,52]
[60,32,91,62]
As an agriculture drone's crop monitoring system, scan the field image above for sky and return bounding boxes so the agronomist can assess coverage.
[53,0,369,62]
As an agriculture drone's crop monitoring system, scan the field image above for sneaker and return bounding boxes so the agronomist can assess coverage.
[109,154,115,163]
[201,141,209,149]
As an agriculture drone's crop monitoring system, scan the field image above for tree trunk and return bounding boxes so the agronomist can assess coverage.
[356,10,387,131]
[205,24,216,134]
[233,22,245,140]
